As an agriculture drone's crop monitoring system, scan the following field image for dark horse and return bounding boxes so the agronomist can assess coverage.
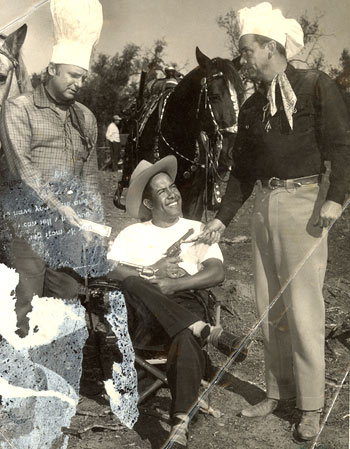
[117,47,245,220]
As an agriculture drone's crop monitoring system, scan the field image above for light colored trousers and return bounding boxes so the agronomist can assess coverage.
[252,179,329,410]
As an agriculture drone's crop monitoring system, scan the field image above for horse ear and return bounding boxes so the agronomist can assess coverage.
[4,24,27,58]
[196,47,211,70]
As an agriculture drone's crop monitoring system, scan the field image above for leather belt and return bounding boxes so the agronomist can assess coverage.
[260,174,322,190]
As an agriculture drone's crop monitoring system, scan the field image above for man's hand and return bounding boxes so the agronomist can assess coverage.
[199,219,226,244]
[152,256,182,278]
[59,205,82,228]
[314,200,343,228]
[81,229,94,245]
[150,277,177,295]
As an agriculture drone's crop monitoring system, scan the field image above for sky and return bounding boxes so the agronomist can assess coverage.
[0,0,349,75]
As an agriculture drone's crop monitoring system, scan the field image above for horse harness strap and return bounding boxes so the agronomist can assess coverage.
[0,46,21,98]
[0,48,19,69]
[157,89,206,169]
[196,71,224,129]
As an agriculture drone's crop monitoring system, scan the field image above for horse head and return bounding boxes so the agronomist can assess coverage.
[0,24,29,109]
[195,47,244,136]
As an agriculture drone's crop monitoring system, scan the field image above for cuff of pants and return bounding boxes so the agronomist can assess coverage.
[296,395,325,411]
[267,382,296,401]
[167,318,198,339]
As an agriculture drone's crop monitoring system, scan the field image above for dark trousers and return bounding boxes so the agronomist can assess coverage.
[109,141,121,171]
[11,237,79,335]
[122,276,207,416]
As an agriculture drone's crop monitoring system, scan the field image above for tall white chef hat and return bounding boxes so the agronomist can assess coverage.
[237,2,304,59]
[50,0,103,71]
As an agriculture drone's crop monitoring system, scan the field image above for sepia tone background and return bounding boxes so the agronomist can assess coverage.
[0,1,349,448]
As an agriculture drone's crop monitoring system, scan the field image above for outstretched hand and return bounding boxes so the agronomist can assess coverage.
[198,218,226,245]
[59,205,82,228]
[314,200,342,228]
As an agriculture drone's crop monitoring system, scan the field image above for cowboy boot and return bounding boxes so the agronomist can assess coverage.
[295,410,321,441]
[241,398,278,417]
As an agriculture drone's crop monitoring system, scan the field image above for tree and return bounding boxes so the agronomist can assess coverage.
[76,38,180,128]
[216,10,240,59]
[330,48,350,81]
[77,43,141,126]
[293,12,331,70]
[216,9,330,71]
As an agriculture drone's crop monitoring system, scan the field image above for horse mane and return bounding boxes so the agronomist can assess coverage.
[0,34,32,94]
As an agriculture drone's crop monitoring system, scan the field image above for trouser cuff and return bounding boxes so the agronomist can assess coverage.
[267,383,296,401]
[297,395,324,411]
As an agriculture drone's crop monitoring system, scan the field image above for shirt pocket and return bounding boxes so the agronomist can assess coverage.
[293,94,316,132]
[240,105,265,138]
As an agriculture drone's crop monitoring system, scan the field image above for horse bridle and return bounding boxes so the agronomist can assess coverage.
[195,71,224,135]
[0,46,22,101]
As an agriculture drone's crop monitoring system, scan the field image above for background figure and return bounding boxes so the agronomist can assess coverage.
[106,114,122,171]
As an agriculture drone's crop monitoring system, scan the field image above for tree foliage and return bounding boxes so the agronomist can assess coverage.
[330,48,350,79]
[77,43,141,126]
[75,39,178,127]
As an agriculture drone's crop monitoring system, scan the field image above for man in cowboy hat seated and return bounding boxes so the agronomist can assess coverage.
[107,155,247,448]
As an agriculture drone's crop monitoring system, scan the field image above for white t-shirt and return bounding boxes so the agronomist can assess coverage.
[107,217,223,276]
[106,122,120,142]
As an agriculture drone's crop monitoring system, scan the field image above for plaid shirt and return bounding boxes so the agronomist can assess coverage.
[0,84,99,210]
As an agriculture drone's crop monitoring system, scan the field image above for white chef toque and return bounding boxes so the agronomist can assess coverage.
[237,2,304,59]
[50,0,103,71]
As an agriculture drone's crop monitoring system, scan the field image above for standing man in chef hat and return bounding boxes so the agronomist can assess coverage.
[0,0,105,338]
[201,1,350,442]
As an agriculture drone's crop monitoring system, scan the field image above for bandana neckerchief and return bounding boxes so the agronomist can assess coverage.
[267,71,297,130]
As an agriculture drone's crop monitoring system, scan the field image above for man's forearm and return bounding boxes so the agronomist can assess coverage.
[108,265,140,281]
[169,259,224,293]
[216,174,254,227]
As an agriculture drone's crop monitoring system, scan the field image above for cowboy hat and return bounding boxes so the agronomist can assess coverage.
[126,156,178,219]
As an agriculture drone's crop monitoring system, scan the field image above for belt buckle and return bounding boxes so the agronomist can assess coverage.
[267,177,280,190]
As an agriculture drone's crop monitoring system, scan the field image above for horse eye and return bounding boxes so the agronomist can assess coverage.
[0,74,7,84]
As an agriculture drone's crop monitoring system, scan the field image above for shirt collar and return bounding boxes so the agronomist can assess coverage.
[33,83,74,110]
[258,63,296,96]
[33,83,53,109]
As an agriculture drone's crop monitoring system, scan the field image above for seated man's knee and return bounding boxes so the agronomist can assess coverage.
[172,328,197,346]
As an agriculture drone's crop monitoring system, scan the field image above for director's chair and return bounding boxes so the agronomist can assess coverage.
[85,278,222,405]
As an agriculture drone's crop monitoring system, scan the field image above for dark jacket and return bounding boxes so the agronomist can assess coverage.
[217,64,350,227]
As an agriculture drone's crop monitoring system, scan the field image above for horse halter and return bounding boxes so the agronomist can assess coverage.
[0,45,21,100]
[196,71,224,134]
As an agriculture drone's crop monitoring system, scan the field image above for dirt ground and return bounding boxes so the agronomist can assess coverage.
[67,170,350,449]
